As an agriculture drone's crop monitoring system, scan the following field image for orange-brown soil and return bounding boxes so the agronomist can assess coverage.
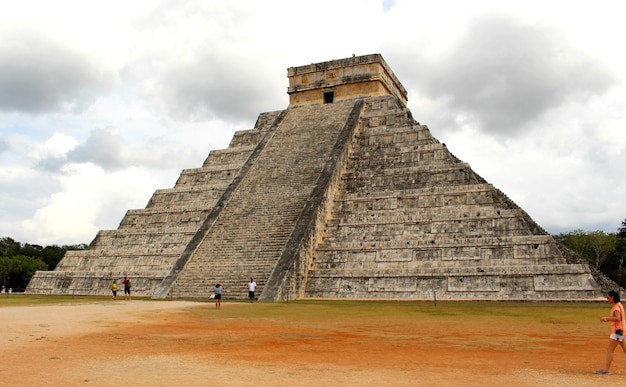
[0,300,617,386]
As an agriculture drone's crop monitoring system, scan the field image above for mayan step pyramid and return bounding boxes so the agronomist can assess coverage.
[27,54,605,301]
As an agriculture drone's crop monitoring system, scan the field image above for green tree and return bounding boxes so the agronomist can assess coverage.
[20,243,42,258]
[588,231,617,270]
[41,245,67,270]
[0,255,47,289]
[557,229,592,260]
[557,229,620,285]
[0,237,21,257]
[616,218,626,287]
[0,237,88,290]
[27,243,87,270]
[0,256,13,287]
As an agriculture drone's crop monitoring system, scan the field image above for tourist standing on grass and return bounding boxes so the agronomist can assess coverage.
[214,283,224,309]
[247,278,256,303]
[110,280,118,300]
[122,276,131,300]
[596,290,626,375]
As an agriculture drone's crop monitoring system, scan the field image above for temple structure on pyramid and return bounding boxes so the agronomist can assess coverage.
[27,54,607,301]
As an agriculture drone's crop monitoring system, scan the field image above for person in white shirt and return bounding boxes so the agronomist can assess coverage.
[247,279,257,303]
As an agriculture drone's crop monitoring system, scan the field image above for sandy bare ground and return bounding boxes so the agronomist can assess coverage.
[0,300,620,386]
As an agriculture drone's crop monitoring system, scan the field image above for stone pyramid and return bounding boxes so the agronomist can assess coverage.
[27,54,604,301]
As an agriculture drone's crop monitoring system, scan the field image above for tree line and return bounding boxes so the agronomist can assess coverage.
[556,219,626,289]
[1,218,625,292]
[0,237,87,291]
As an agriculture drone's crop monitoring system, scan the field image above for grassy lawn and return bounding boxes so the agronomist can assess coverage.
[0,294,153,306]
[192,298,609,328]
[0,295,609,333]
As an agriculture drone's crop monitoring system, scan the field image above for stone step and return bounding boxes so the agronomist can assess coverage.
[168,100,361,299]
[201,145,256,168]
[307,263,590,277]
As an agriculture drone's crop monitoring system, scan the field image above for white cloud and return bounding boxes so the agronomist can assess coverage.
[37,133,78,158]
[20,163,160,245]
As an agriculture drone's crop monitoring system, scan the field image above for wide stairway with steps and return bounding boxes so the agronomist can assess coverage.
[165,100,362,299]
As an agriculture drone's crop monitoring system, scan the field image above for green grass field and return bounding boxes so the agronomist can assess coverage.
[0,294,608,324]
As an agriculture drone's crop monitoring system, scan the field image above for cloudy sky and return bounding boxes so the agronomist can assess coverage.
[1,0,625,246]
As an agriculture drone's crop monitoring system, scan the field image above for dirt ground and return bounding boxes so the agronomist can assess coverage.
[0,300,620,386]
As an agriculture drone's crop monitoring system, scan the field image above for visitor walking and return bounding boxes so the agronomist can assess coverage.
[247,278,256,303]
[596,290,626,375]
[214,283,224,309]
[122,276,131,300]
[110,280,118,300]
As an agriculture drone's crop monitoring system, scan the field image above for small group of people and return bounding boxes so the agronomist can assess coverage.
[108,276,256,305]
[0,286,11,294]
[110,276,132,300]
[211,278,257,309]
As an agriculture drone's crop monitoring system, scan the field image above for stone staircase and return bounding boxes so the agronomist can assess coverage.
[164,100,363,299]
[303,95,599,300]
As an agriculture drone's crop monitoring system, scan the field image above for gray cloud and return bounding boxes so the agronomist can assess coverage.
[37,127,209,173]
[403,16,615,138]
[34,128,130,172]
[0,33,114,114]
[157,55,281,121]
[122,0,285,123]
[35,155,66,173]
[0,136,9,154]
